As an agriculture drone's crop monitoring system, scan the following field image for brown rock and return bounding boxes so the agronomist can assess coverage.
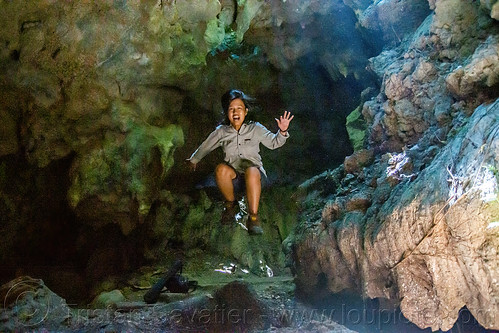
[385,73,412,101]
[446,35,499,98]
[344,149,374,174]
[321,198,345,225]
[212,281,265,331]
[345,192,372,212]
[412,60,437,82]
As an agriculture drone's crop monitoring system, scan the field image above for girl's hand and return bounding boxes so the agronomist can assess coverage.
[275,110,294,133]
[186,159,197,171]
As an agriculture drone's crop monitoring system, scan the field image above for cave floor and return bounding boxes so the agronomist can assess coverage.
[3,256,488,332]
[68,255,358,333]
[74,254,485,333]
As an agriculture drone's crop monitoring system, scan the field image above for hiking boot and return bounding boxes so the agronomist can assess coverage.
[247,214,263,235]
[221,200,238,225]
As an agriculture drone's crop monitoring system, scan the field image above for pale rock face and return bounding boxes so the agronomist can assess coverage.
[446,35,499,98]
[288,1,499,331]
[480,0,499,20]
[292,101,499,331]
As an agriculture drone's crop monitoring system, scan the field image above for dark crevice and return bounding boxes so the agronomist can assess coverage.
[51,47,60,59]
[9,49,20,61]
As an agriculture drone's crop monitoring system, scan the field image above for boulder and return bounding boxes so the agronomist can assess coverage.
[0,276,72,331]
[343,149,374,174]
[446,35,499,98]
[91,289,126,309]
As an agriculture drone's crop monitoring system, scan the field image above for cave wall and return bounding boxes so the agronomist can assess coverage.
[289,0,499,331]
[0,0,378,236]
[0,0,381,299]
[1,0,498,329]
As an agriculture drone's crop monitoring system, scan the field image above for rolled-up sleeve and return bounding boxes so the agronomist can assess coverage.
[188,127,222,164]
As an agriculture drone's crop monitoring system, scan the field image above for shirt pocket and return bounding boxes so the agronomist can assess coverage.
[242,138,254,147]
[242,138,259,151]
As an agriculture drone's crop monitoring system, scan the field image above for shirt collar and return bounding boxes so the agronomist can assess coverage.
[228,123,247,133]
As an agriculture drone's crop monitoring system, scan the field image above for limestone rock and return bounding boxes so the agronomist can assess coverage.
[69,124,184,235]
[0,276,72,331]
[412,60,437,83]
[359,0,431,44]
[431,0,487,56]
[480,0,499,20]
[92,289,126,309]
[362,5,497,153]
[290,101,499,331]
[212,281,265,331]
[345,191,372,213]
[446,35,499,98]
[343,149,374,174]
[0,1,497,331]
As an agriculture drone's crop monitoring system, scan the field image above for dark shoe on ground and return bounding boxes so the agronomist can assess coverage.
[221,200,238,225]
[247,214,263,235]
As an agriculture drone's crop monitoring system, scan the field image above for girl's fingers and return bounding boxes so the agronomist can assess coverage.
[282,111,293,120]
[278,111,294,126]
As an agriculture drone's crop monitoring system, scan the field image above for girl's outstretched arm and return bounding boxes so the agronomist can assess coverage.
[259,111,294,150]
[188,126,223,165]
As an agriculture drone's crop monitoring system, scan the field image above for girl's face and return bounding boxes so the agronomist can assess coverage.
[227,98,248,131]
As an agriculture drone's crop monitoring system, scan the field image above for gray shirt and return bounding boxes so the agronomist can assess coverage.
[188,121,289,176]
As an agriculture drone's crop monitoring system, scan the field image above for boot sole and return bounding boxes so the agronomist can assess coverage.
[248,226,263,235]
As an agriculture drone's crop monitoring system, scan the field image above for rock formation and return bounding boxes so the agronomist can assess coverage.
[289,1,499,331]
[0,0,497,331]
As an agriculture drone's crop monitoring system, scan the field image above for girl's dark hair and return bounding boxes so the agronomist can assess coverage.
[221,89,255,113]
[220,89,256,125]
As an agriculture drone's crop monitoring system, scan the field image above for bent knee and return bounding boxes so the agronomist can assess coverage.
[215,163,236,179]
[245,167,261,180]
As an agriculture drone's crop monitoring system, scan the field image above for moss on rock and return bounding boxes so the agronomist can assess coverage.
[346,104,367,151]
[69,122,184,232]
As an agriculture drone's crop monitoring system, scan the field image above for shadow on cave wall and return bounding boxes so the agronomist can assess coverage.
[0,152,150,304]
[0,153,83,302]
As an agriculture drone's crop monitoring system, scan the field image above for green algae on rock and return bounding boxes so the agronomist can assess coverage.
[346,104,367,152]
[69,123,183,235]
